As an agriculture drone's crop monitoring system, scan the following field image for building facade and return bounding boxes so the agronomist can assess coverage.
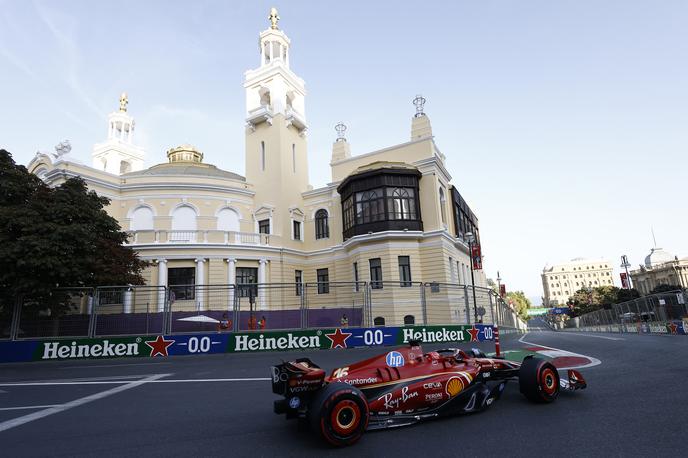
[27,11,486,326]
[542,258,614,306]
[630,247,688,295]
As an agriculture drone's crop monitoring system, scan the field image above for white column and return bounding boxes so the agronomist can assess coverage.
[269,41,274,62]
[261,40,265,64]
[286,48,289,67]
[258,258,267,310]
[226,258,236,311]
[108,122,113,139]
[127,122,133,143]
[123,286,133,314]
[157,259,167,312]
[195,258,206,311]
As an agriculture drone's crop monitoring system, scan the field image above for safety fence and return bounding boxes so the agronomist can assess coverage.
[556,289,688,335]
[2,282,527,340]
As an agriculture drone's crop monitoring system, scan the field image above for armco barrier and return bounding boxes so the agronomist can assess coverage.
[0,324,500,363]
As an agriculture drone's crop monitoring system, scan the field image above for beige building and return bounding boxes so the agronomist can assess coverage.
[27,11,486,327]
[542,258,614,306]
[630,248,688,295]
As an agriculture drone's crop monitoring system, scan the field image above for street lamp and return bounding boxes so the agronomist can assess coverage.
[465,231,478,323]
[620,255,633,289]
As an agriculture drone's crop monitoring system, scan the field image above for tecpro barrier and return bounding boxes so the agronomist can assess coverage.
[0,324,498,363]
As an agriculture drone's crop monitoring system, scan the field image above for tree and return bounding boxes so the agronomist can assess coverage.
[616,288,640,303]
[505,291,531,321]
[0,150,148,322]
[569,286,642,316]
[649,284,683,294]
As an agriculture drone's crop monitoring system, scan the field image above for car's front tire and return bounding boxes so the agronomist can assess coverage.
[519,357,560,403]
[309,382,369,447]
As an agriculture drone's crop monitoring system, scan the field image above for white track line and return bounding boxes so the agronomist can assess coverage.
[0,377,271,387]
[561,333,625,341]
[59,362,172,369]
[0,405,60,411]
[518,333,602,370]
[0,373,170,433]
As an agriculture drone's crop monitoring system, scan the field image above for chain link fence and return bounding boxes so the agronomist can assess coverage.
[4,282,527,340]
[560,289,688,333]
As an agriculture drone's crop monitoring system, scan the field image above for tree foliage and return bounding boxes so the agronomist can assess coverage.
[649,284,683,294]
[569,286,641,315]
[505,291,531,321]
[0,150,147,319]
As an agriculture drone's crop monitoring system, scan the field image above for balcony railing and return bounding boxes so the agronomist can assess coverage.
[125,230,277,246]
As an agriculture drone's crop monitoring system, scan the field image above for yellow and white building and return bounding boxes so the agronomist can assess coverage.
[630,247,688,295]
[27,10,486,326]
[542,258,614,306]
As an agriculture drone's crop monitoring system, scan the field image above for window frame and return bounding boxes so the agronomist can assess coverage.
[398,256,412,287]
[369,258,383,289]
[315,209,330,239]
[258,219,270,235]
[317,268,330,294]
[168,267,196,301]
[295,270,302,296]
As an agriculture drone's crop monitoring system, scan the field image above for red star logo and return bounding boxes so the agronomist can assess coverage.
[668,322,678,334]
[467,325,481,342]
[145,336,174,357]
[325,328,352,349]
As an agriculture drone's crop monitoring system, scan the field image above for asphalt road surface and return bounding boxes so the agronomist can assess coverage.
[1,322,687,457]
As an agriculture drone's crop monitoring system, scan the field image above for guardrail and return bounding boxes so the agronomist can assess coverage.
[551,289,688,335]
[1,282,527,341]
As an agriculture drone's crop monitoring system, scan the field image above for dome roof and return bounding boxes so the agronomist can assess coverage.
[644,248,674,268]
[122,162,245,181]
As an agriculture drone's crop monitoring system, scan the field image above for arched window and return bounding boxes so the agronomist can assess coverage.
[131,206,154,231]
[388,188,416,220]
[355,189,384,224]
[171,205,197,242]
[217,208,240,232]
[315,209,329,239]
[373,316,385,327]
[259,88,271,107]
[439,187,447,224]
[403,315,415,325]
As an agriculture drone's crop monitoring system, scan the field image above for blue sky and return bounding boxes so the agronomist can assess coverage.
[1,0,687,302]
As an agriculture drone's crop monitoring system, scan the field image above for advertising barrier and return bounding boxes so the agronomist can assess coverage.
[0,324,495,363]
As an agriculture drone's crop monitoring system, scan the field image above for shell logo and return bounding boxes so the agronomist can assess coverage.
[445,376,464,397]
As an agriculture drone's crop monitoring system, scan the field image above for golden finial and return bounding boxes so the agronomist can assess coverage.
[269,7,279,30]
[119,92,128,112]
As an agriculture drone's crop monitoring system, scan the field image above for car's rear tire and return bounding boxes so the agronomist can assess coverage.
[519,357,559,403]
[309,382,369,447]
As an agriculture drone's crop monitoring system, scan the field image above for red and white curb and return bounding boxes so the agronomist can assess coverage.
[518,333,601,370]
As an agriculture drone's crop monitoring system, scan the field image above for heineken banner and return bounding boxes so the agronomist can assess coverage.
[0,324,495,363]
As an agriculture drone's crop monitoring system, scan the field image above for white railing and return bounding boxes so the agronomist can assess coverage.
[126,230,276,246]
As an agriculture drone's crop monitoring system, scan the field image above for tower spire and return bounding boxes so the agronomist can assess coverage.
[269,7,280,30]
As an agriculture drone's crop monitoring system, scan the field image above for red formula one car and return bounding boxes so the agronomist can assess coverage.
[271,340,587,446]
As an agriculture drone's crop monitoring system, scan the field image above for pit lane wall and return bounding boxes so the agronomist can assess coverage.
[0,324,509,363]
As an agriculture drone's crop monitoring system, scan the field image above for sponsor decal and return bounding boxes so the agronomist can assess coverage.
[343,377,379,385]
[145,336,175,357]
[649,324,668,334]
[232,332,321,352]
[40,339,141,360]
[446,376,465,397]
[378,386,418,410]
[288,397,301,409]
[332,367,349,379]
[466,326,480,342]
[386,351,405,367]
[423,382,442,389]
[325,328,352,349]
[425,393,443,401]
[290,378,321,387]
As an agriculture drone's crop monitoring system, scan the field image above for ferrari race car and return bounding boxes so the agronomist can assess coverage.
[271,340,587,447]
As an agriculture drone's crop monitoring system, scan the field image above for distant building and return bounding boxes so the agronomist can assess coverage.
[542,258,614,306]
[630,247,688,295]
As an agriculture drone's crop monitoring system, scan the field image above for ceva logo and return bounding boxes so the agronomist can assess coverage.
[386,351,405,367]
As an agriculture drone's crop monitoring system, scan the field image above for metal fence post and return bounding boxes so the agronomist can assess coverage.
[300,282,307,330]
[233,284,239,332]
[88,288,98,338]
[10,295,22,341]
[420,283,427,325]
[463,285,471,324]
